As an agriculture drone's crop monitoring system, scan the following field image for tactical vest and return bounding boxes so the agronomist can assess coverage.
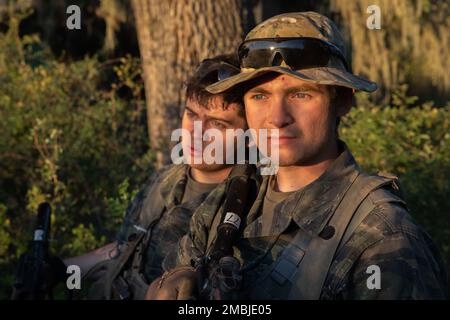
[251,171,406,299]
[84,164,258,300]
[204,171,406,300]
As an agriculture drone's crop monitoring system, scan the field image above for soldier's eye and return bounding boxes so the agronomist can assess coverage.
[292,92,311,99]
[251,94,267,101]
[210,120,227,129]
[185,110,196,119]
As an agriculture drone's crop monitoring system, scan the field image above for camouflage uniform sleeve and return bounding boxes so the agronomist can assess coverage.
[341,204,448,300]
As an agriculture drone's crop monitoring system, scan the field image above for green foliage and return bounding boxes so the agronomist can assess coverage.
[0,13,153,298]
[63,224,106,255]
[0,204,11,259]
[106,178,140,233]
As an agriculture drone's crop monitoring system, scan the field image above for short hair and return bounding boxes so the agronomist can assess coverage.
[185,54,243,115]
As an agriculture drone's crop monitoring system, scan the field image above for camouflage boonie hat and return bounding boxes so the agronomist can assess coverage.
[207,12,377,94]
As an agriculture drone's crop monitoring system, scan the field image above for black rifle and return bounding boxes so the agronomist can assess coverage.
[11,202,52,300]
[196,165,255,300]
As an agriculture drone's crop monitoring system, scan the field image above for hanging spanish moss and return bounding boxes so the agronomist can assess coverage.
[329,0,450,104]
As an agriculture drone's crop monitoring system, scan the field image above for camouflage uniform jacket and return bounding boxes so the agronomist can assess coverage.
[175,144,448,299]
[88,164,216,299]
[115,164,203,283]
[98,163,260,299]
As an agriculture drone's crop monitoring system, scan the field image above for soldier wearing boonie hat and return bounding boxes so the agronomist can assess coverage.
[146,12,448,300]
[207,11,377,94]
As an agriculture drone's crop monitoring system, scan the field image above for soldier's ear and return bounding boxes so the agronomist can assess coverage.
[335,87,354,117]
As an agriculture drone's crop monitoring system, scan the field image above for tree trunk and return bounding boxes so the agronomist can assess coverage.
[131,0,245,167]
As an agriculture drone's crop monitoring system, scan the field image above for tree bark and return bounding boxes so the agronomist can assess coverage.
[131,0,245,167]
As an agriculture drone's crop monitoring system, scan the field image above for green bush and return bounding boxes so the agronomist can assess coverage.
[0,14,153,298]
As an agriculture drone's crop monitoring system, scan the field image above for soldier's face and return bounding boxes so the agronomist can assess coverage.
[244,74,343,167]
[181,96,247,171]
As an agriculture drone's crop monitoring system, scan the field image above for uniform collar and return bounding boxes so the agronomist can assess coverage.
[159,163,262,212]
[243,141,361,238]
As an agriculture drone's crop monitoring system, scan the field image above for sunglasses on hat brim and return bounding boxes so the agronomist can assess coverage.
[196,60,241,82]
[216,62,241,81]
[238,37,349,71]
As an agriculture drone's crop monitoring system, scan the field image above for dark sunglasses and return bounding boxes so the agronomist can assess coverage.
[238,37,349,71]
[216,62,241,81]
[196,60,241,82]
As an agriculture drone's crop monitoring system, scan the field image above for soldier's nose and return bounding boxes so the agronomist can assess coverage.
[267,99,293,128]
